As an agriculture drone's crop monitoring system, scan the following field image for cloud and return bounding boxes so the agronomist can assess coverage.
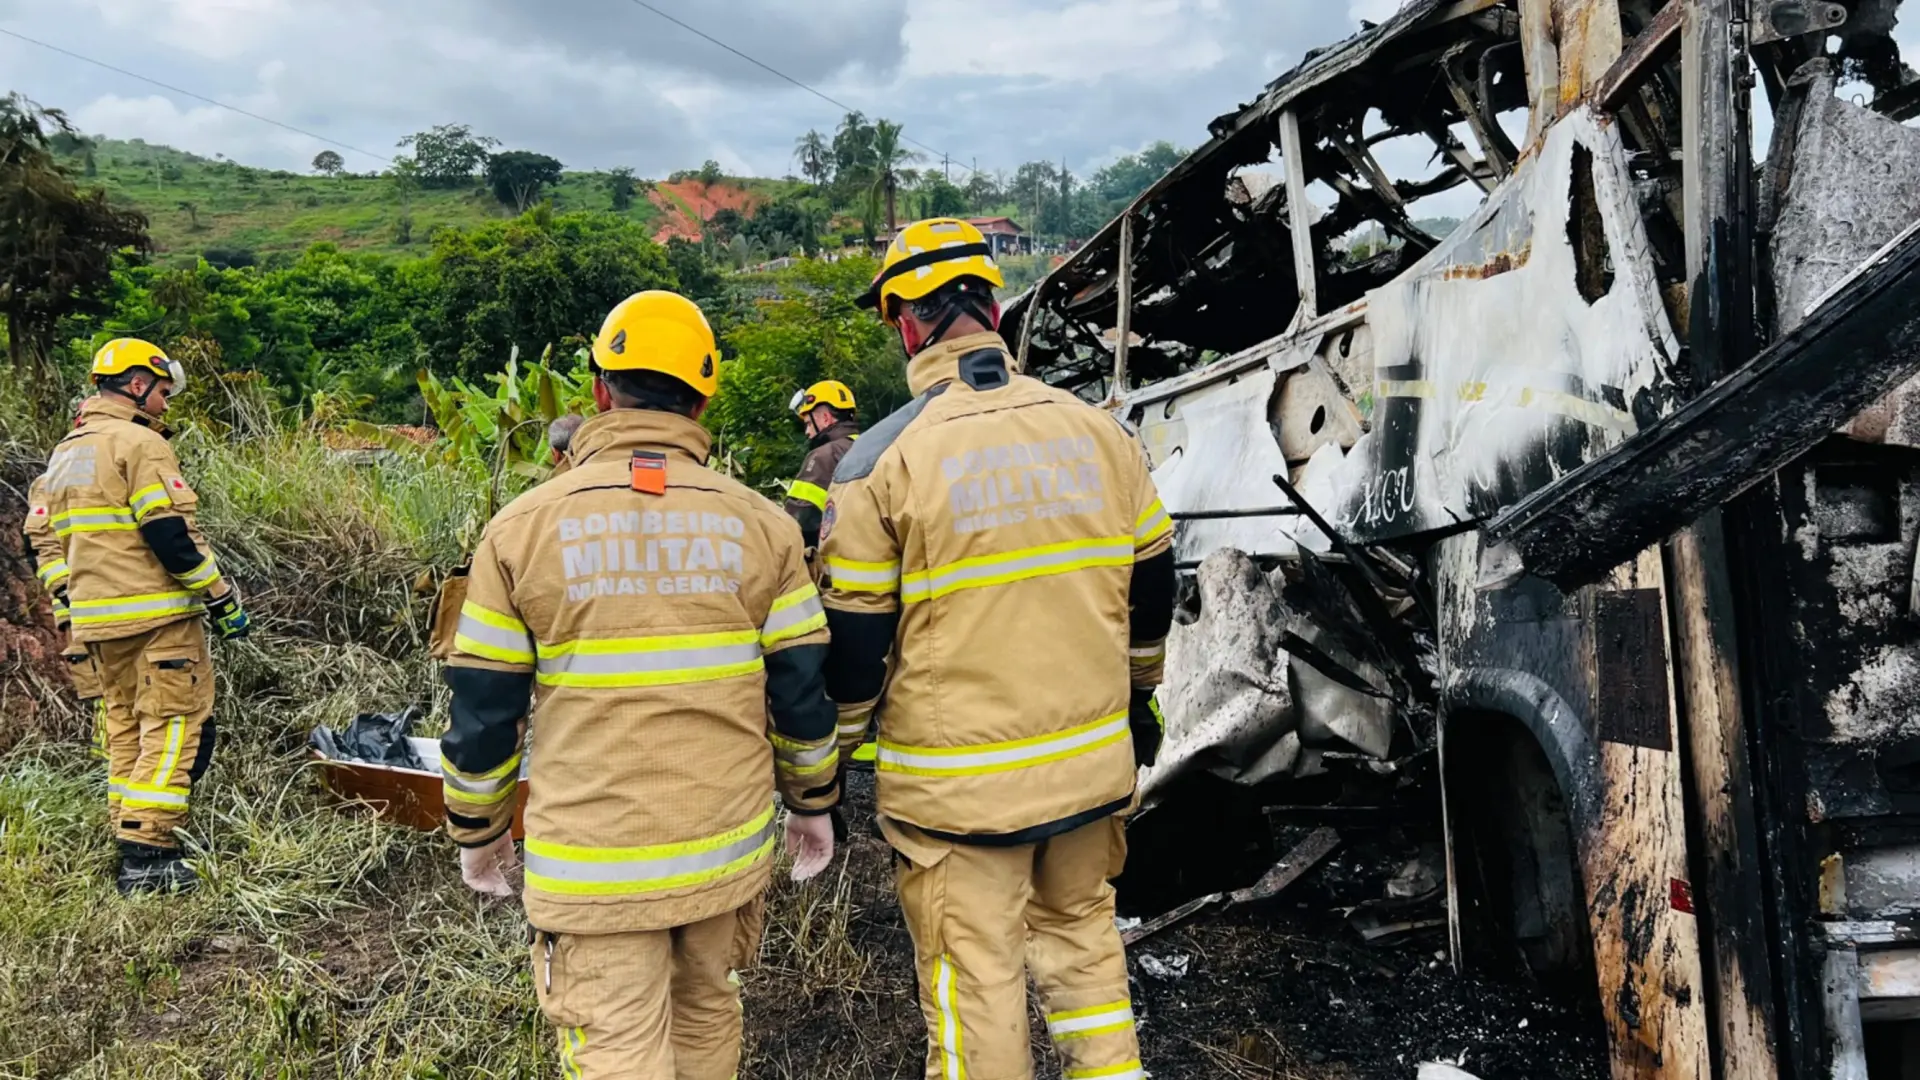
[0,0,1383,180]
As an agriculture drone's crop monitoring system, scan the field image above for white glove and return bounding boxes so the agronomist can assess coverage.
[459,832,520,897]
[785,811,835,882]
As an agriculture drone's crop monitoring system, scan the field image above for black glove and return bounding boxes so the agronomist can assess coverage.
[1129,687,1163,768]
[205,591,252,640]
[829,806,848,844]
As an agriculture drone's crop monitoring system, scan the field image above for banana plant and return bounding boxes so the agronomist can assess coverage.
[413,345,597,493]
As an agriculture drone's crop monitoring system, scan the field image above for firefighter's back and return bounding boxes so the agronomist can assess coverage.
[839,365,1163,836]
[40,409,198,642]
[475,442,802,932]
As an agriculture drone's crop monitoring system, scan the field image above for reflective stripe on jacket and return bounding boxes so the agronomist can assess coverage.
[441,409,835,935]
[821,332,1174,837]
[33,396,224,644]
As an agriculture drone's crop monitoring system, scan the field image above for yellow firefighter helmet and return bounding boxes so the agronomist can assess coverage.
[91,338,185,389]
[857,218,1005,323]
[790,380,856,417]
[591,291,720,398]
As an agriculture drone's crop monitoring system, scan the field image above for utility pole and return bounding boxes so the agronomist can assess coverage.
[1033,171,1043,252]
[944,153,951,182]
[1061,154,1071,245]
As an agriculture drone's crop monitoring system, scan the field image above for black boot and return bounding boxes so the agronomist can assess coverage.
[116,841,197,895]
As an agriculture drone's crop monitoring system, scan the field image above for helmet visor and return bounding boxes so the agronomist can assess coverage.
[789,389,809,413]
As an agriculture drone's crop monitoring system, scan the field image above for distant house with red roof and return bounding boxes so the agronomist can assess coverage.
[967,217,1029,256]
[881,216,1031,257]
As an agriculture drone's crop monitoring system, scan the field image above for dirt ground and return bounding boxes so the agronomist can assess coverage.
[743,770,1607,1080]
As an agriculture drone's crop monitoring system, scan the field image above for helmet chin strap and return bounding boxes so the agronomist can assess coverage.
[903,297,996,357]
[103,374,161,411]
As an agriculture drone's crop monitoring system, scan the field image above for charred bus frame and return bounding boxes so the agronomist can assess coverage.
[1011,2,1920,1076]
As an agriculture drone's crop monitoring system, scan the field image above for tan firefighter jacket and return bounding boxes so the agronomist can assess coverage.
[441,408,837,935]
[820,331,1174,839]
[29,396,229,645]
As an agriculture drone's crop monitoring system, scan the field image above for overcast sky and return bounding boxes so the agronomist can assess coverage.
[0,0,1406,182]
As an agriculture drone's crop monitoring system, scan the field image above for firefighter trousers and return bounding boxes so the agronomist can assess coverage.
[885,813,1141,1080]
[89,618,216,849]
[530,897,766,1080]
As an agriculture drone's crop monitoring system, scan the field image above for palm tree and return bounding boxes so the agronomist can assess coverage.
[792,130,829,187]
[865,119,923,243]
[833,111,873,188]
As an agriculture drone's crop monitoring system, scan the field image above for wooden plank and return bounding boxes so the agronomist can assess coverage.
[1667,3,1784,1075]
[1520,0,1560,146]
[1112,213,1134,401]
[1557,0,1627,108]
[1483,219,1920,589]
[1278,110,1320,324]
[1578,550,1711,1080]
[1595,0,1684,109]
[1666,518,1784,1079]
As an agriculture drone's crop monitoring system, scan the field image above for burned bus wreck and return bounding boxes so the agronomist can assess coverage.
[1006,2,1920,1076]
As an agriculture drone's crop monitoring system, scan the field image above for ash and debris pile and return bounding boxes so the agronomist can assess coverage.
[1111,539,1605,1078]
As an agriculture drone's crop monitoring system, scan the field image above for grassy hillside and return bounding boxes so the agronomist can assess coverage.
[70,138,797,266]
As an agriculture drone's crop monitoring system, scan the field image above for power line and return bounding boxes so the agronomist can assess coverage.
[2,16,983,181]
[617,0,975,177]
[0,25,393,165]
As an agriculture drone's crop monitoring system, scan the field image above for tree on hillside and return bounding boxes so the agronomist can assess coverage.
[177,200,203,231]
[707,255,904,491]
[312,149,345,177]
[606,166,638,211]
[1013,160,1063,242]
[48,130,93,157]
[0,94,150,412]
[396,123,499,188]
[387,158,421,244]
[665,237,726,302]
[832,112,874,190]
[865,120,922,242]
[487,150,563,212]
[698,159,724,187]
[1089,141,1185,213]
[912,173,968,220]
[746,195,825,256]
[964,169,1004,214]
[793,130,829,187]
[705,207,747,243]
[417,211,677,381]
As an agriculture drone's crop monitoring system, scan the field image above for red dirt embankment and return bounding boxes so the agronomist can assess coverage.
[647,180,763,244]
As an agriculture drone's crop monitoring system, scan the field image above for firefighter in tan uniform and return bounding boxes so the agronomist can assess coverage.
[783,380,861,565]
[24,473,109,758]
[28,339,251,894]
[823,219,1177,1080]
[441,290,840,1080]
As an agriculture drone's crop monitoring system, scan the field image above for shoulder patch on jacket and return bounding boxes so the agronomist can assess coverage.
[833,384,949,484]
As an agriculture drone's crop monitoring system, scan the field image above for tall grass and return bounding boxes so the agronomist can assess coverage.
[0,407,932,1078]
[0,411,542,1076]
[183,429,483,656]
